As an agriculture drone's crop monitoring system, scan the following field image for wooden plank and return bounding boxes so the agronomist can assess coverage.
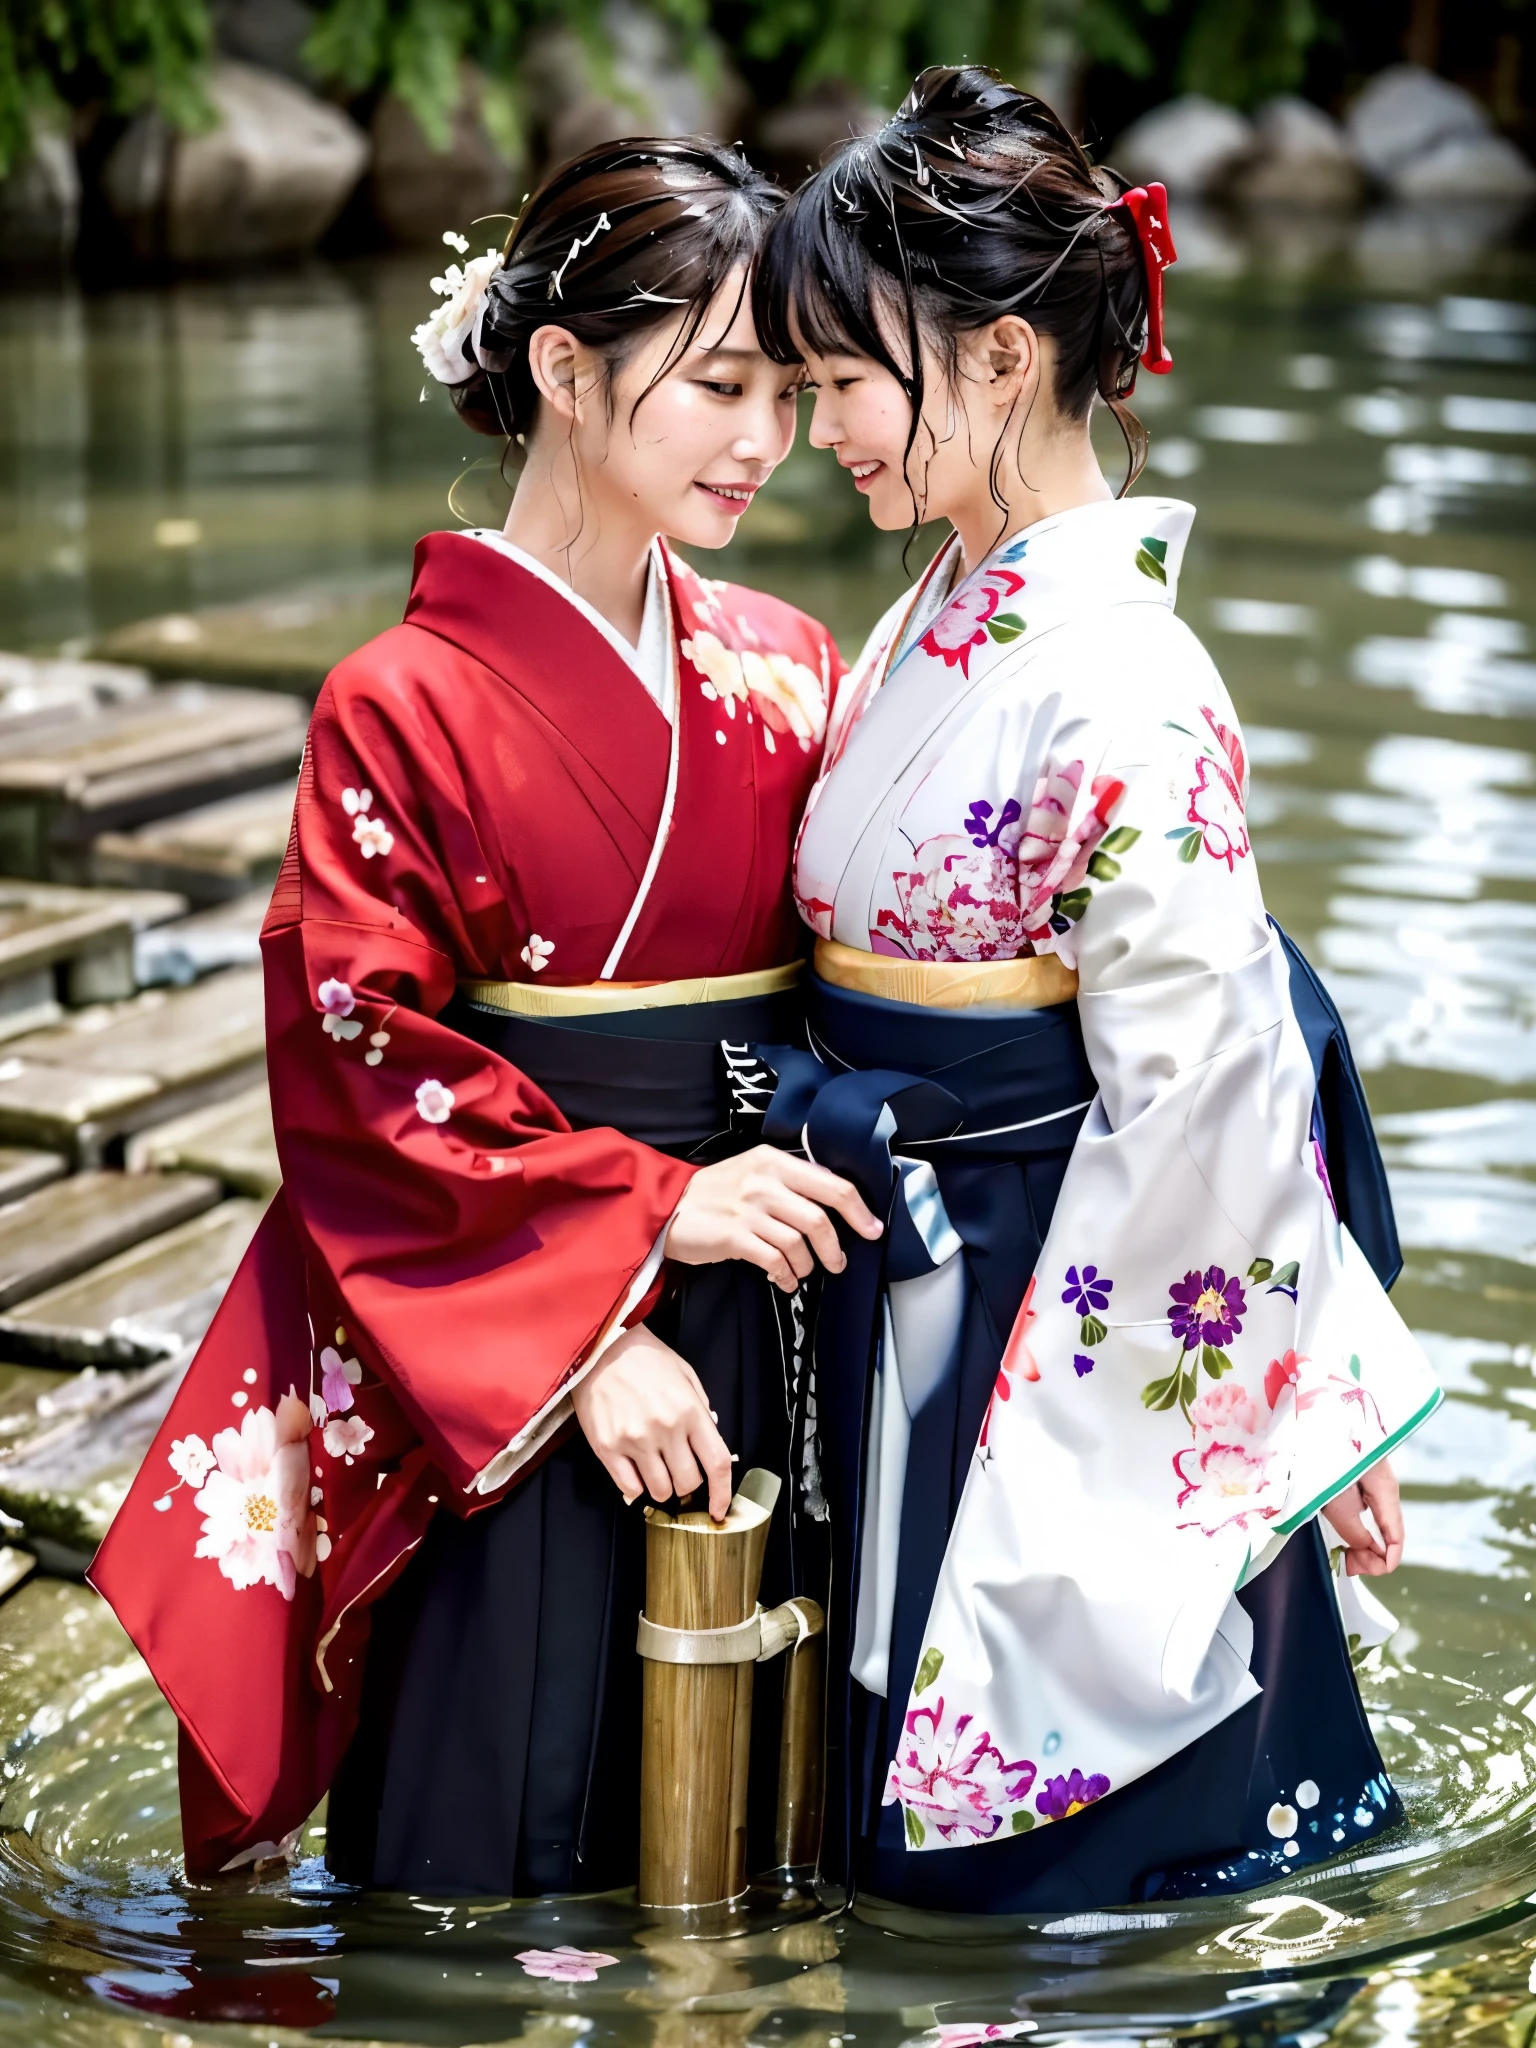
[0,1149,66,1203]
[0,881,188,1038]
[134,886,269,987]
[0,1169,221,1310]
[0,1353,186,1566]
[0,682,305,882]
[91,779,294,906]
[126,1085,278,1197]
[0,966,267,1162]
[90,572,406,694]
[0,655,151,743]
[0,1197,262,1365]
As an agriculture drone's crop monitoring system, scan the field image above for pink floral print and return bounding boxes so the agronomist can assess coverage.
[190,1394,317,1600]
[515,1946,619,1982]
[1172,1381,1283,1537]
[883,1692,1037,1845]
[1165,706,1250,868]
[918,567,1027,676]
[873,764,1135,966]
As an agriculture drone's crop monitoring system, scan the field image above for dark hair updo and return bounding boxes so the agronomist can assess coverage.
[454,136,783,442]
[754,65,1153,502]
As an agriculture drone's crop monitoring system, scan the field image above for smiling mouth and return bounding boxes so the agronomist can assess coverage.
[696,482,758,508]
[843,459,884,490]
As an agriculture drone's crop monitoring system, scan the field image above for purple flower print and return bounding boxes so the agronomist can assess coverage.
[1062,1265,1112,1316]
[515,1946,619,1983]
[1167,1267,1246,1352]
[1035,1768,1111,1820]
[1072,1354,1095,1378]
[965,797,1023,849]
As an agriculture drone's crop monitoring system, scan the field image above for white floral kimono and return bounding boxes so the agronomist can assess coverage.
[794,495,1441,1852]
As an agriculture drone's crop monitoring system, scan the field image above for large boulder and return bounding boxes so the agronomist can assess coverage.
[1393,132,1536,201]
[521,0,746,170]
[1347,65,1491,183]
[1110,94,1254,199]
[369,64,520,245]
[0,124,80,266]
[213,0,319,82]
[1238,96,1364,208]
[101,60,368,264]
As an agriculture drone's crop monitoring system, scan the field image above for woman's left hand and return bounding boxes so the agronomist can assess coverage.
[1322,1456,1403,1576]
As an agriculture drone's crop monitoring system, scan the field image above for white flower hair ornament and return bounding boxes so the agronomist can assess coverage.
[411,230,509,387]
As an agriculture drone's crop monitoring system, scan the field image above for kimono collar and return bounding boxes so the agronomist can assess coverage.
[947,495,1194,629]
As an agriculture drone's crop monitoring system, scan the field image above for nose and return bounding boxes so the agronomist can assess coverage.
[730,383,794,471]
[806,390,840,451]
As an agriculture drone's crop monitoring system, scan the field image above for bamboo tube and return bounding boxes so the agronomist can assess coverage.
[637,1471,778,1908]
[774,1625,825,1873]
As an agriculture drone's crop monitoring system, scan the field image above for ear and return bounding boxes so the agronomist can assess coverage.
[979,315,1039,404]
[526,324,586,422]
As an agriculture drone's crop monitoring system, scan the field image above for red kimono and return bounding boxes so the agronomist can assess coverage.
[90,532,842,1879]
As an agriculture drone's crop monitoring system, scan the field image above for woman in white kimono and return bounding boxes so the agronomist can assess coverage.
[751,66,1441,1910]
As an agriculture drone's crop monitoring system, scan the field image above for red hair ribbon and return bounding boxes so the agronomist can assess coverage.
[1106,181,1177,375]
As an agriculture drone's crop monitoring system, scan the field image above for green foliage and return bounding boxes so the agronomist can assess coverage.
[305,0,713,157]
[0,0,212,178]
[1177,0,1325,109]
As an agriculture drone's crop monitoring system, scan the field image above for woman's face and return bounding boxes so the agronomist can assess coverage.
[794,316,982,534]
[547,267,802,550]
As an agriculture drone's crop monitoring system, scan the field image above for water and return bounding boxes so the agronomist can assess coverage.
[2,212,1536,2046]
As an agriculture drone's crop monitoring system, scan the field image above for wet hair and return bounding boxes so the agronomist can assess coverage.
[753,65,1152,515]
[454,136,783,443]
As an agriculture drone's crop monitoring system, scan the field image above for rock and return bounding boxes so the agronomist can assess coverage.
[91,571,407,691]
[0,124,80,267]
[101,60,369,265]
[0,654,150,743]
[1393,133,1536,201]
[214,0,320,83]
[755,81,885,186]
[369,64,520,246]
[522,1,746,169]
[1347,65,1491,184]
[1238,97,1365,209]
[1110,95,1254,200]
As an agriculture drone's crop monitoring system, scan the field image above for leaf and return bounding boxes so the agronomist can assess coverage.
[1178,830,1204,863]
[904,1804,926,1848]
[1011,1808,1035,1833]
[1055,887,1092,922]
[1134,546,1168,585]
[1272,1261,1300,1290]
[1141,1370,1181,1412]
[1247,1257,1274,1282]
[1349,1352,1362,1381]
[1086,851,1120,883]
[1080,1314,1107,1348]
[1139,533,1169,565]
[1202,1345,1233,1378]
[987,612,1027,643]
[913,1646,943,1695]
[1099,826,1141,854]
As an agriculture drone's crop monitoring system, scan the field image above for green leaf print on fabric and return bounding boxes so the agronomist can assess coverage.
[1135,535,1169,583]
[914,1646,944,1695]
[987,612,1027,643]
[905,1805,927,1847]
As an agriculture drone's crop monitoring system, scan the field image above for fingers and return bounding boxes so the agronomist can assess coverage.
[687,1410,735,1522]
[1361,1458,1404,1573]
[770,1154,884,1241]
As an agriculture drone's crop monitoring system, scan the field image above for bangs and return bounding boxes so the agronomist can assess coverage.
[753,161,912,392]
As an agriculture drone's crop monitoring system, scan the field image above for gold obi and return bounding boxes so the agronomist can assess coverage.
[813,937,1078,1012]
[459,958,803,1018]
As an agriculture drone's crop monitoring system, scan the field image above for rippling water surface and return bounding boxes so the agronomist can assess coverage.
[1,214,1535,2048]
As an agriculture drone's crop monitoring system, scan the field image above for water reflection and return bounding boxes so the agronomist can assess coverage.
[1,223,1535,2045]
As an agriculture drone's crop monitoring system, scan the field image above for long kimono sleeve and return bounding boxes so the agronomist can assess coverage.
[902,610,1441,1822]
[264,654,695,1499]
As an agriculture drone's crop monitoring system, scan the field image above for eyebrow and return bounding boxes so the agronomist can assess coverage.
[692,345,760,363]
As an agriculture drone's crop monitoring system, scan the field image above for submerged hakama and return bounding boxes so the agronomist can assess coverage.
[781,498,1440,1909]
[91,531,841,1889]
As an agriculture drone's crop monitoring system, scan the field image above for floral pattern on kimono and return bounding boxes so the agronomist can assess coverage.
[793,496,1441,1849]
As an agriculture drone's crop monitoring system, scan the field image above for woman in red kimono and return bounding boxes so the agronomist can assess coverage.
[91,137,877,1895]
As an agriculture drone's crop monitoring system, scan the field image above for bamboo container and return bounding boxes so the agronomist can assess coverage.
[637,1468,825,1908]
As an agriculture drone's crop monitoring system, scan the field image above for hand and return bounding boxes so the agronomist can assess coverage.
[1322,1456,1403,1577]
[570,1324,734,1521]
[664,1146,883,1293]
